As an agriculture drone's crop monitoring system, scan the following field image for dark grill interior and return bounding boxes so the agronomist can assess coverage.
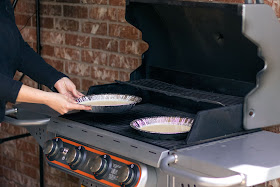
[117,79,243,106]
[62,103,195,150]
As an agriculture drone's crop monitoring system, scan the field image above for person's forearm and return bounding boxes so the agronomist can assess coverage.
[16,85,50,105]
[16,84,91,114]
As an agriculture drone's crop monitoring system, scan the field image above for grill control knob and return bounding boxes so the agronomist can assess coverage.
[89,155,112,179]
[65,147,82,166]
[90,156,107,175]
[118,165,135,185]
[90,156,108,175]
[43,138,62,159]
[44,140,57,156]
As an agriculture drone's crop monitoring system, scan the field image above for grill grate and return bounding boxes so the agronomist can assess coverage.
[116,79,243,106]
[61,104,195,150]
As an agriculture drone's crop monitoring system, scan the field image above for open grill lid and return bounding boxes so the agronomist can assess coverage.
[125,0,280,130]
[126,0,264,97]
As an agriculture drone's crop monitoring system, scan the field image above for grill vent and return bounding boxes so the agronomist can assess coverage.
[117,79,243,106]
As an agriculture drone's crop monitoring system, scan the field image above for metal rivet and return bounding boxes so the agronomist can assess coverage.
[249,109,255,117]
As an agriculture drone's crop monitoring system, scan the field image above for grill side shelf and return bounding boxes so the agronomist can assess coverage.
[116,79,243,106]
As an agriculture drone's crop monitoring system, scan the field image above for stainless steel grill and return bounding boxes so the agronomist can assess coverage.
[4,0,280,187]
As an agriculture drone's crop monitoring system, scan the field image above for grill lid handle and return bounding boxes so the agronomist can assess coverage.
[160,154,246,187]
[4,108,50,126]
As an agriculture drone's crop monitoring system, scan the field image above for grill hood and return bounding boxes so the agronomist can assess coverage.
[125,0,280,130]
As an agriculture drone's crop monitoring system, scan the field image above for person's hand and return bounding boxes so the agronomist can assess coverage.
[54,77,84,100]
[45,92,91,115]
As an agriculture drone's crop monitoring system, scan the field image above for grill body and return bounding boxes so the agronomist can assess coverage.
[5,0,280,187]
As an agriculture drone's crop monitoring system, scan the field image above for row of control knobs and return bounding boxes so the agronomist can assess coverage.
[44,138,138,186]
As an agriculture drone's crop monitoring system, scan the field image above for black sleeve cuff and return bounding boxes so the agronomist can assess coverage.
[45,72,68,92]
[6,80,23,104]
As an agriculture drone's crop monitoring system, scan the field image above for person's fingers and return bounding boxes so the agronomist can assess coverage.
[69,103,92,111]
[71,88,81,98]
[77,91,84,97]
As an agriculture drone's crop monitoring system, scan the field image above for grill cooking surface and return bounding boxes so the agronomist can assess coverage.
[117,79,243,106]
[61,103,195,150]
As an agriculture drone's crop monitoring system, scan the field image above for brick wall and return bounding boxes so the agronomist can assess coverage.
[0,0,280,187]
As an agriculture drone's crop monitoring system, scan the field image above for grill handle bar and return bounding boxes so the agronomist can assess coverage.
[4,108,50,126]
[160,154,246,187]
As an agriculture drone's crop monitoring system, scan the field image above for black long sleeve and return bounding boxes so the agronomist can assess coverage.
[0,0,67,122]
[17,38,66,90]
[0,73,23,104]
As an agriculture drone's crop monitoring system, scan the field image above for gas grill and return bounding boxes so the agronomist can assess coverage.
[4,0,280,186]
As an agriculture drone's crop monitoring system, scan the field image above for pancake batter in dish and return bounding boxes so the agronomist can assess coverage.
[140,123,191,133]
[80,100,134,106]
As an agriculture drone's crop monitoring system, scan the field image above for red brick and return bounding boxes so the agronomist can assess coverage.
[82,22,107,35]
[57,0,80,3]
[120,25,139,39]
[109,24,139,39]
[54,19,79,32]
[60,180,79,187]
[44,58,64,72]
[108,7,118,21]
[11,170,39,187]
[41,45,54,57]
[109,0,126,6]
[54,47,80,61]
[81,50,107,65]
[16,140,37,154]
[66,62,91,77]
[119,40,148,55]
[16,162,38,179]
[32,17,54,29]
[20,28,36,42]
[21,153,39,168]
[44,173,62,187]
[89,7,118,21]
[66,174,79,183]
[92,37,118,52]
[91,67,118,82]
[82,79,95,91]
[42,31,64,45]
[1,122,22,135]
[109,54,139,69]
[14,150,22,161]
[89,7,108,20]
[118,8,126,23]
[1,167,10,179]
[64,5,88,19]
[2,157,16,170]
[0,166,3,178]
[45,163,66,178]
[65,34,90,48]
[14,1,35,14]
[119,71,131,81]
[41,4,62,16]
[70,77,81,90]
[2,144,16,158]
[15,14,32,26]
[81,0,107,4]
[109,24,122,37]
